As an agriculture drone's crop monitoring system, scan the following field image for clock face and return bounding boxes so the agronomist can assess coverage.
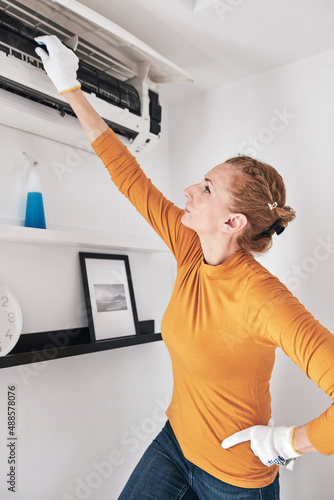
[0,283,23,356]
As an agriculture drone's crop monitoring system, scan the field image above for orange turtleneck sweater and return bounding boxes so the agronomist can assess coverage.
[92,129,334,488]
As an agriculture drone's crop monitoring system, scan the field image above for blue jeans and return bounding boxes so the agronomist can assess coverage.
[118,420,280,500]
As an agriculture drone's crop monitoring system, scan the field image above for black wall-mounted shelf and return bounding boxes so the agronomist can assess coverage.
[0,321,162,369]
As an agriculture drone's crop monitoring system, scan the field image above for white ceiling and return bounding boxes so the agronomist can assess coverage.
[76,0,334,104]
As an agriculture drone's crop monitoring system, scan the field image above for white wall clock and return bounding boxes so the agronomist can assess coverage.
[0,283,23,356]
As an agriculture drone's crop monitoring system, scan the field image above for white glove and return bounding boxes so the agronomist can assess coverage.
[221,419,302,471]
[34,35,81,94]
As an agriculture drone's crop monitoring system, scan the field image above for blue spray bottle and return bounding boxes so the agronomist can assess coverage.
[24,152,47,229]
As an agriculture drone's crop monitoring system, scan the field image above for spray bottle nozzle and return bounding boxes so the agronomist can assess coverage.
[23,151,38,167]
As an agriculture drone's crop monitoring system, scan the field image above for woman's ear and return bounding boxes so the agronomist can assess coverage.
[222,213,247,234]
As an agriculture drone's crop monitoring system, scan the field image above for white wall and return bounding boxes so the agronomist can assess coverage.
[169,49,334,499]
[0,106,175,499]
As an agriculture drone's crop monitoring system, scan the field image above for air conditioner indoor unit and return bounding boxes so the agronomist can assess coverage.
[0,0,193,156]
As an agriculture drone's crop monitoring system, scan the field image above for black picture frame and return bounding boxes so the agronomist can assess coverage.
[79,252,140,342]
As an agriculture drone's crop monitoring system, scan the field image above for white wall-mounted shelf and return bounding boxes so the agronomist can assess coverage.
[0,223,169,253]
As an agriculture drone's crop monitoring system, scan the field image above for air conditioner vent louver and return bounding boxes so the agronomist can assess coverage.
[0,76,139,141]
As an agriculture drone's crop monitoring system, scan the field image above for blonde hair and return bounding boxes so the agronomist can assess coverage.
[225,155,296,255]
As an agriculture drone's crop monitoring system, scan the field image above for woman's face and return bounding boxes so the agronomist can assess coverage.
[181,163,235,237]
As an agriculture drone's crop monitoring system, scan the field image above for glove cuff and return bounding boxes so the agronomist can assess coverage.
[274,426,302,460]
[59,84,82,95]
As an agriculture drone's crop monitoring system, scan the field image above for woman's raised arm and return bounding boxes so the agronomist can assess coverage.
[61,88,109,143]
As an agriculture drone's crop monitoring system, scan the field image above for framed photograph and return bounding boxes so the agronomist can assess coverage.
[79,252,140,342]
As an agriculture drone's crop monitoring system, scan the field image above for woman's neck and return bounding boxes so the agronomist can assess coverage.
[199,235,240,266]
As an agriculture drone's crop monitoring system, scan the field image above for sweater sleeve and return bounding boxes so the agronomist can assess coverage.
[247,278,334,456]
[91,128,198,263]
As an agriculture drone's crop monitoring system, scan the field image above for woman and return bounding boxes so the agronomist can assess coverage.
[35,36,334,499]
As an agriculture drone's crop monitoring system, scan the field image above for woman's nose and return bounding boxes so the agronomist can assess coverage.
[184,184,195,199]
